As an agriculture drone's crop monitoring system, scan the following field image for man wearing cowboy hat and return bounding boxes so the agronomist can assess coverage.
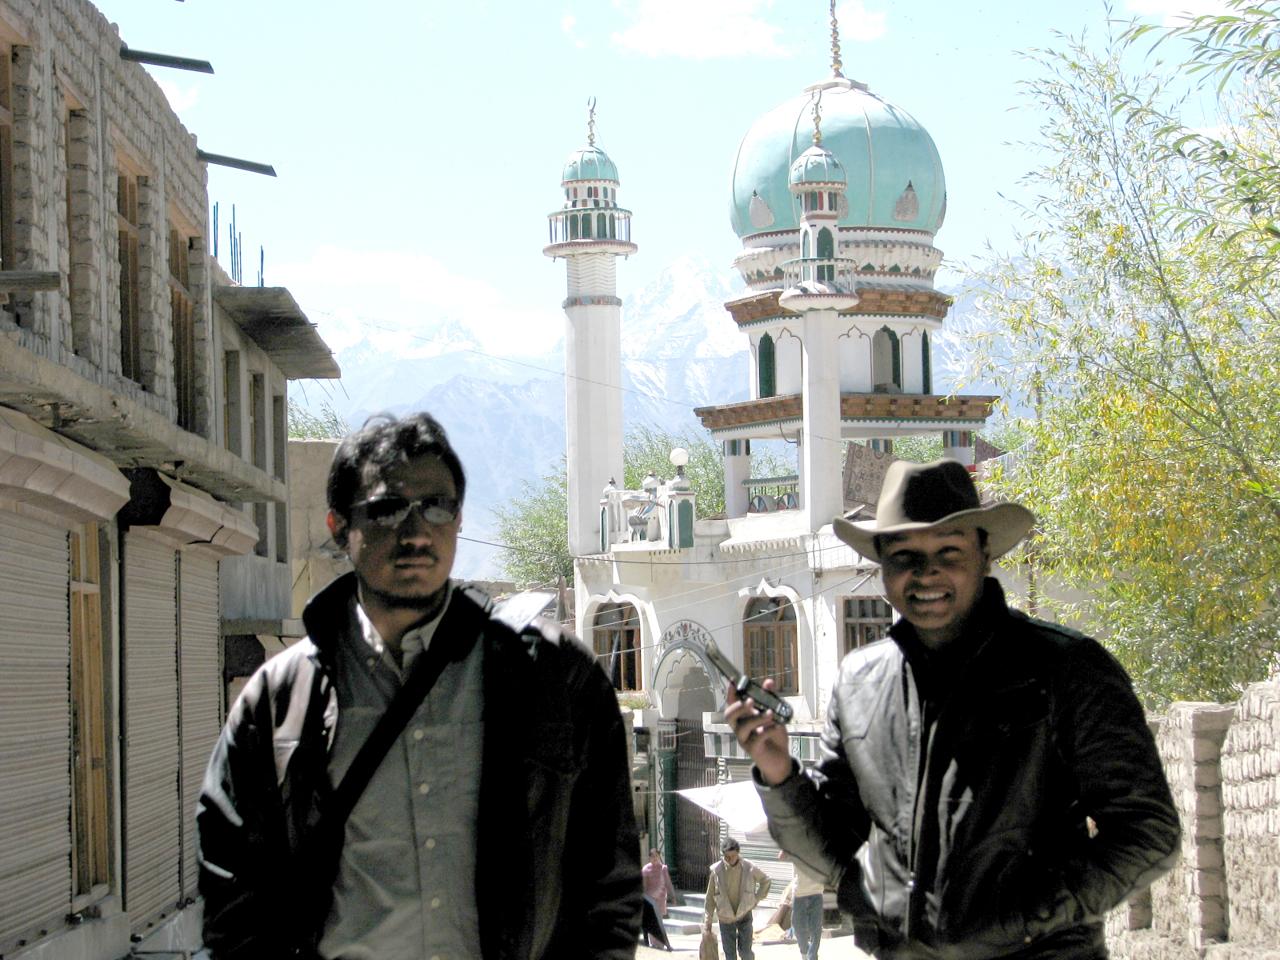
[726,459,1180,960]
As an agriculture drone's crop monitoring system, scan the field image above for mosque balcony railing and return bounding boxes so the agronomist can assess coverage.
[778,256,858,292]
[744,474,800,513]
[546,208,633,246]
[599,481,696,553]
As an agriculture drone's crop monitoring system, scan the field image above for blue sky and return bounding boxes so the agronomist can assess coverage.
[93,0,1225,362]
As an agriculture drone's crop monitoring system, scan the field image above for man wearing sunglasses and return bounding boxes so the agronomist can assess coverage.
[197,412,641,958]
[726,459,1180,960]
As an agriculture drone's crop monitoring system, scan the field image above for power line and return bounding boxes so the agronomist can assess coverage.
[318,312,701,409]
[337,318,983,451]
[459,532,840,568]
[587,568,883,662]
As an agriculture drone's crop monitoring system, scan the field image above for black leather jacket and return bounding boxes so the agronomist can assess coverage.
[197,573,642,959]
[758,580,1179,960]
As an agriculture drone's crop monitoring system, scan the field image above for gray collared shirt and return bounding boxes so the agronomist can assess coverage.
[319,584,485,960]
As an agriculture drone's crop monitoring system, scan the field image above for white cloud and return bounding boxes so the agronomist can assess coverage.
[611,0,790,59]
[561,11,587,48]
[836,1,886,43]
[157,78,199,114]
[1124,0,1233,26]
[270,246,562,358]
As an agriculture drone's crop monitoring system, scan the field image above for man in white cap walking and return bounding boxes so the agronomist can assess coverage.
[726,459,1180,960]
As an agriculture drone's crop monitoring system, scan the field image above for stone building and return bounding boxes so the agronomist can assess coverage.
[0,0,337,956]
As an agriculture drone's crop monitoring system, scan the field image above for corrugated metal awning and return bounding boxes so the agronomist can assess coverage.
[213,286,340,380]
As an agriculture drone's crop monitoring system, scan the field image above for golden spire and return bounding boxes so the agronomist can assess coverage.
[587,96,597,147]
[812,88,824,146]
[830,0,844,78]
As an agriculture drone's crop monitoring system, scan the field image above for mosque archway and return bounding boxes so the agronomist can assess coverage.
[593,601,642,691]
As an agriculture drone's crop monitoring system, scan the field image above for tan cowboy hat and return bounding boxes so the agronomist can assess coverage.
[833,458,1035,561]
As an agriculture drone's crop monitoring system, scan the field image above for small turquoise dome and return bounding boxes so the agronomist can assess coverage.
[789,143,846,186]
[730,82,945,237]
[562,145,619,184]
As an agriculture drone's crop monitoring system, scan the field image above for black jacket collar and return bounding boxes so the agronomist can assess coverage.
[889,577,1009,702]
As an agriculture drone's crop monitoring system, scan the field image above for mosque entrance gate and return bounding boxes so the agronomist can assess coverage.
[673,718,720,891]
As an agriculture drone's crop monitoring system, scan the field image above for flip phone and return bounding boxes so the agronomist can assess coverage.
[704,639,795,724]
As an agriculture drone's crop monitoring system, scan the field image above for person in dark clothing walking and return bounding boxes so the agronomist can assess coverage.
[197,412,642,959]
[726,459,1180,960]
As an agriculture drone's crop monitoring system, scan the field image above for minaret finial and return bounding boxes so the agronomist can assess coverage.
[586,96,597,147]
[812,88,824,146]
[829,0,844,78]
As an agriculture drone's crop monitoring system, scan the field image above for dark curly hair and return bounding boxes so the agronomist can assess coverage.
[326,412,466,521]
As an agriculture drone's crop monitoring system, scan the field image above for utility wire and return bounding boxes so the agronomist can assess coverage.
[586,568,883,662]
[459,532,839,568]
[460,535,876,631]
[342,318,980,451]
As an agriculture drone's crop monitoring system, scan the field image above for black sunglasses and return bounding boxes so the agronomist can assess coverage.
[348,494,460,528]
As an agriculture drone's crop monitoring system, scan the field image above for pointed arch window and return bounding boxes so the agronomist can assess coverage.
[569,215,579,240]
[817,227,834,282]
[922,332,932,394]
[757,333,776,399]
[597,212,607,237]
[594,602,641,691]
[743,598,798,695]
[582,214,592,239]
[872,326,901,390]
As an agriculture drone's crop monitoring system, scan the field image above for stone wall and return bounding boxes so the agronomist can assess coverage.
[1107,679,1280,960]
[0,0,209,422]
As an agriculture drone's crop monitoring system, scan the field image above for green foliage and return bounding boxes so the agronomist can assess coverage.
[493,428,793,586]
[965,20,1280,705]
[288,398,349,439]
[493,463,573,586]
[621,426,793,520]
[888,435,943,464]
[624,426,729,519]
[979,420,1031,457]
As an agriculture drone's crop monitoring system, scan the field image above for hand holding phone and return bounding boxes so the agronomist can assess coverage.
[704,638,794,724]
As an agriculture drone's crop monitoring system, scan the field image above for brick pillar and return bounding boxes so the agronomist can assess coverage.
[1220,680,1280,951]
[9,45,49,337]
[136,173,170,400]
[66,109,101,365]
[104,152,122,379]
[1155,702,1233,952]
[187,234,213,438]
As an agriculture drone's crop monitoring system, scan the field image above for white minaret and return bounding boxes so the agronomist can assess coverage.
[779,92,858,532]
[544,101,636,558]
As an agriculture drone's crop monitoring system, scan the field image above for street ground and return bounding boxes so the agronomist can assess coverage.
[637,899,869,959]
[637,926,868,959]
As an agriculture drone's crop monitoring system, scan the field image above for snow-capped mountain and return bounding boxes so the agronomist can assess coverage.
[304,254,751,577]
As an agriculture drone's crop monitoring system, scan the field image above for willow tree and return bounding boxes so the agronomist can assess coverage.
[966,16,1280,704]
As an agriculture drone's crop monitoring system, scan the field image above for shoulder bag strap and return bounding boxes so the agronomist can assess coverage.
[328,588,487,826]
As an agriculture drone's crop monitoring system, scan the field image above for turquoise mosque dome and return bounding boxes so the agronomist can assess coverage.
[789,143,846,186]
[562,144,619,184]
[730,81,945,238]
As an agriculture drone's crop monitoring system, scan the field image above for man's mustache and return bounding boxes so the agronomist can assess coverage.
[393,547,438,562]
